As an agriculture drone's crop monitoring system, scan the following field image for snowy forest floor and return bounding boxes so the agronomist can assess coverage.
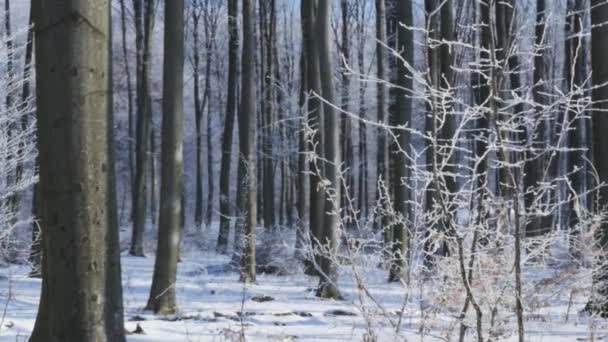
[0,223,607,341]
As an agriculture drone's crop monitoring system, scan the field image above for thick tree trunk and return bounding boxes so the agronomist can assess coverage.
[240,0,257,283]
[30,0,124,340]
[586,0,608,316]
[145,0,185,315]
[316,0,343,300]
[217,0,239,253]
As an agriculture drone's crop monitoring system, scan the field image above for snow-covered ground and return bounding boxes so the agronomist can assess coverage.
[0,226,606,341]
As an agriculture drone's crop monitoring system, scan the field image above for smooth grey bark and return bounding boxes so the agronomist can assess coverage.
[204,2,219,229]
[303,0,325,276]
[260,0,276,231]
[295,0,310,261]
[355,0,369,222]
[316,0,342,300]
[130,0,154,256]
[145,0,184,315]
[119,0,135,194]
[30,0,124,340]
[192,1,204,228]
[388,0,412,283]
[339,0,354,224]
[240,0,257,283]
[374,0,392,254]
[217,0,239,253]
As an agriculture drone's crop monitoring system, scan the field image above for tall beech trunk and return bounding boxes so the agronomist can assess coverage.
[295,7,309,258]
[260,0,276,231]
[145,0,185,315]
[30,0,125,339]
[303,0,325,276]
[387,0,413,283]
[131,0,155,256]
[586,0,608,316]
[217,0,239,252]
[240,0,257,283]
[193,1,204,228]
[339,0,354,225]
[356,1,368,222]
[374,0,391,252]
[316,0,343,300]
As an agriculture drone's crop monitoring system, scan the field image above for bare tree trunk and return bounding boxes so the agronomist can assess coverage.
[192,1,204,228]
[356,1,368,222]
[564,0,586,257]
[586,0,608,317]
[13,5,34,233]
[387,0,412,284]
[316,0,343,300]
[339,0,354,227]
[217,0,239,253]
[295,0,310,261]
[260,0,276,231]
[30,0,124,339]
[525,0,551,240]
[130,0,155,256]
[374,0,391,256]
[240,0,257,283]
[119,0,135,199]
[145,0,185,315]
[303,0,325,276]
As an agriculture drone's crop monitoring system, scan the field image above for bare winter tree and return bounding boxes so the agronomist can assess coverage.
[30,0,125,340]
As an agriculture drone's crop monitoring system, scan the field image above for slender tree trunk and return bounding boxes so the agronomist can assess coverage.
[145,0,185,315]
[260,0,276,231]
[387,0,413,284]
[303,0,325,276]
[150,125,158,224]
[217,0,239,253]
[240,0,257,283]
[130,0,154,256]
[356,2,368,222]
[204,4,218,228]
[192,1,204,228]
[13,5,34,234]
[564,0,586,257]
[119,0,135,197]
[295,0,310,261]
[339,0,354,226]
[374,0,391,255]
[30,0,124,339]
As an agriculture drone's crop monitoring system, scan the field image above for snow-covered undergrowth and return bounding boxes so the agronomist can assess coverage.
[0,224,605,342]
